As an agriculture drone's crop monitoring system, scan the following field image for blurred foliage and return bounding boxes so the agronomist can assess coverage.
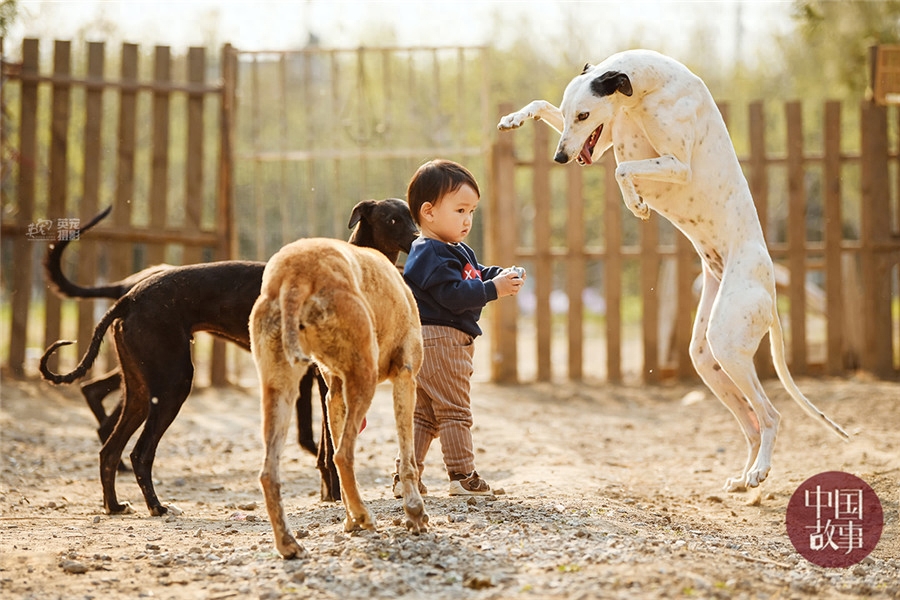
[0,0,16,37]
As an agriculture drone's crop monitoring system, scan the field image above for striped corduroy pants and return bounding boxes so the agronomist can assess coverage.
[412,324,478,478]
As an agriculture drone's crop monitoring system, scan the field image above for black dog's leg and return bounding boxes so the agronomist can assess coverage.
[315,370,341,502]
[81,370,122,431]
[129,354,194,517]
[82,370,130,472]
[295,367,318,455]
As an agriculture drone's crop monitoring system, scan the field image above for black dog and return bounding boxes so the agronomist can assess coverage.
[44,207,326,475]
[40,199,418,515]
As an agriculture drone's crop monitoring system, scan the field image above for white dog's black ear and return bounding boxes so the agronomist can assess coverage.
[582,63,593,74]
[591,71,633,97]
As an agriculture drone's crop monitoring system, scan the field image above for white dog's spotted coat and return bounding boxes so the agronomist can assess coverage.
[499,49,848,492]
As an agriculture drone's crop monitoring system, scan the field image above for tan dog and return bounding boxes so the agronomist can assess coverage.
[250,237,428,559]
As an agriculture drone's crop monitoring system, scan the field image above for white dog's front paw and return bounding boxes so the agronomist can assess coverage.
[634,201,651,220]
[498,112,530,131]
[626,198,651,221]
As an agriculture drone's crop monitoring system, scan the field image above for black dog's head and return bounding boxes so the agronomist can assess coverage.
[348,198,419,261]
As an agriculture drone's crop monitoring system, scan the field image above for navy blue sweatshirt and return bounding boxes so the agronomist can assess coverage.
[403,237,504,337]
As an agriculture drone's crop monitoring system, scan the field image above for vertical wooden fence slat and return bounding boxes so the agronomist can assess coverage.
[675,232,695,379]
[278,53,289,246]
[148,45,171,267]
[786,101,807,374]
[8,38,39,376]
[211,44,238,386]
[533,124,552,382]
[748,100,775,377]
[330,51,343,242]
[251,55,264,260]
[113,43,138,280]
[823,101,844,375]
[859,100,894,377]
[184,47,205,266]
[566,164,584,380]
[107,42,138,372]
[43,40,71,373]
[77,41,104,365]
[603,153,622,383]
[640,219,659,383]
[489,103,518,382]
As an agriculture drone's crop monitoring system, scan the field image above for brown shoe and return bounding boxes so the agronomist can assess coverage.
[448,471,492,496]
[392,473,427,499]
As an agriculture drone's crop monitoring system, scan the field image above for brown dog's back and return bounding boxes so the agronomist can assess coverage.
[259,238,421,380]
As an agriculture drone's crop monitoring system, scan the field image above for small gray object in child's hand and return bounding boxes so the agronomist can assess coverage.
[511,266,525,278]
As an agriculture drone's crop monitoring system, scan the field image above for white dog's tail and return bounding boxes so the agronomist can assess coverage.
[769,305,849,441]
[279,276,313,366]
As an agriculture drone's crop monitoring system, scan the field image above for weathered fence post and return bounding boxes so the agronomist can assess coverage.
[786,101,808,375]
[42,40,71,374]
[822,101,845,375]
[859,100,895,377]
[748,100,775,378]
[488,103,518,383]
[533,123,552,382]
[566,162,584,381]
[77,41,105,365]
[8,38,39,377]
[603,153,622,384]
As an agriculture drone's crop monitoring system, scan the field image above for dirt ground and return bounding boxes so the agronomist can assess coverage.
[1,369,898,599]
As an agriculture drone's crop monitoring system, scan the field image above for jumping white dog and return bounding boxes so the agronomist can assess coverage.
[498,49,848,492]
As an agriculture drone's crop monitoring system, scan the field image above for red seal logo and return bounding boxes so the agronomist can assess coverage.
[785,471,883,568]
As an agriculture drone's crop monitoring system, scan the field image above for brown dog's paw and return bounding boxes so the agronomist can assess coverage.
[276,538,309,560]
[405,511,428,534]
[343,511,376,533]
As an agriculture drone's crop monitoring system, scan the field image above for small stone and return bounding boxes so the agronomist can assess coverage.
[464,574,494,589]
[60,559,89,574]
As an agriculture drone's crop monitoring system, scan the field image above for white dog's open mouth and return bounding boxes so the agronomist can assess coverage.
[577,124,603,165]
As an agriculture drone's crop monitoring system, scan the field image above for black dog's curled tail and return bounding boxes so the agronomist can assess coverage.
[39,340,79,384]
[39,298,126,384]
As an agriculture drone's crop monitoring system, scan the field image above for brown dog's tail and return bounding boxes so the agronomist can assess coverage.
[279,275,314,367]
[43,205,134,299]
[39,298,129,384]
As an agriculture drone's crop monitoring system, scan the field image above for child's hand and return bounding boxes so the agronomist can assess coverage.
[494,266,525,298]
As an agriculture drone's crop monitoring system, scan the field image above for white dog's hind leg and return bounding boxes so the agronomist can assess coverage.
[689,269,765,492]
[705,270,782,491]
[498,100,564,134]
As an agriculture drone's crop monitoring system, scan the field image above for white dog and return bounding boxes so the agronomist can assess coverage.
[498,49,848,492]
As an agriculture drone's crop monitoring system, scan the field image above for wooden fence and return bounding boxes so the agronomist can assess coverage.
[1,39,237,380]
[488,100,900,384]
[2,38,899,387]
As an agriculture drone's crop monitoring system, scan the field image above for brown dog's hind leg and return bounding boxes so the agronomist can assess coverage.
[326,374,376,533]
[259,363,310,559]
[391,363,428,533]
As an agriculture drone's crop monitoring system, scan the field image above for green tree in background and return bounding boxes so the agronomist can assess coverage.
[777,0,900,102]
[0,0,17,36]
